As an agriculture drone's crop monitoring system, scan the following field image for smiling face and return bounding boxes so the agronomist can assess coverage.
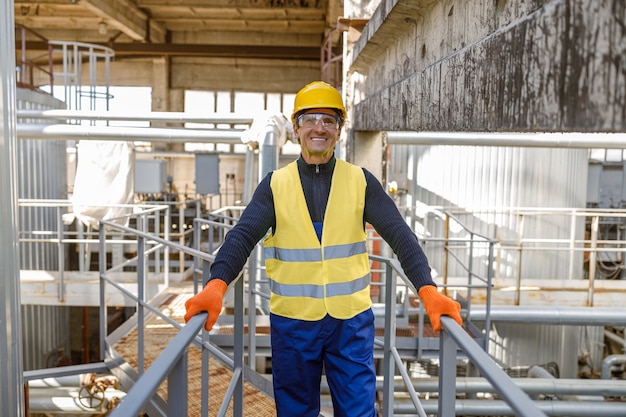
[294,108,343,165]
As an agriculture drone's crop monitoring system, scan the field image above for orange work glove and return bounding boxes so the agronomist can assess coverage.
[184,279,228,331]
[418,285,462,333]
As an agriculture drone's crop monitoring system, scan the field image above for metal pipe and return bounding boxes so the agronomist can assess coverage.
[468,306,626,326]
[28,387,125,414]
[527,365,586,402]
[0,2,25,415]
[601,354,626,380]
[16,109,254,124]
[17,124,244,143]
[604,330,626,352]
[332,376,626,397]
[386,131,626,149]
[394,399,626,416]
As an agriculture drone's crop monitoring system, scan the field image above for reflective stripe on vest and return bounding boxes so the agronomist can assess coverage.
[265,241,367,262]
[268,273,370,298]
[264,159,372,320]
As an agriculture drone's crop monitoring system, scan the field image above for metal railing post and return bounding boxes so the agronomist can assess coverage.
[201,260,210,417]
[165,205,171,285]
[443,213,450,291]
[137,234,146,376]
[168,353,188,416]
[381,262,396,417]
[193,222,201,294]
[57,206,65,302]
[233,275,244,417]
[247,248,258,370]
[108,313,208,417]
[484,240,495,352]
[439,316,549,417]
[588,215,599,306]
[568,209,577,280]
[515,213,525,305]
[99,224,107,361]
[467,231,474,304]
[438,328,457,417]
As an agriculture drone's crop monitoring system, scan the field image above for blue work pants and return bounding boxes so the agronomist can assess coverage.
[270,309,377,417]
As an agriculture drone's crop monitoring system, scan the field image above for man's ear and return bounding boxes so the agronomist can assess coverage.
[293,124,300,143]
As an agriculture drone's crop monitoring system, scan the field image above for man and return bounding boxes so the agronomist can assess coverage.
[184,81,462,417]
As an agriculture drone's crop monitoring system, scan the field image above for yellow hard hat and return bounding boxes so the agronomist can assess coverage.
[291,81,346,122]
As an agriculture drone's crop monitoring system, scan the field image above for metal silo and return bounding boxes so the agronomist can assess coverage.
[17,88,70,371]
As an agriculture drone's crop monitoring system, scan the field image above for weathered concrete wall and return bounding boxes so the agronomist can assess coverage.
[345,0,626,133]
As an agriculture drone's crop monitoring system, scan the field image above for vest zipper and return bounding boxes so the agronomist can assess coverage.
[316,164,319,174]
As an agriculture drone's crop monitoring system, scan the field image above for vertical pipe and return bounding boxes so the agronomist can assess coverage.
[0,1,25,414]
[243,147,255,204]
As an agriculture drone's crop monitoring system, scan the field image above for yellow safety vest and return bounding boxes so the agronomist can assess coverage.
[264,159,372,320]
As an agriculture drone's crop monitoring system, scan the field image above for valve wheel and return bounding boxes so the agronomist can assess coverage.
[78,383,106,409]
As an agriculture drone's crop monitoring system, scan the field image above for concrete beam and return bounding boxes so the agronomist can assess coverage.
[80,0,166,42]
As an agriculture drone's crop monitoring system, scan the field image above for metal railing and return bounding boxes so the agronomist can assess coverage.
[97,202,521,417]
[22,201,626,415]
[419,206,626,307]
[15,24,54,91]
[438,316,548,417]
[17,199,200,302]
[101,216,546,416]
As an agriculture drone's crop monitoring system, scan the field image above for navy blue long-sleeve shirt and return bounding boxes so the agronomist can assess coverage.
[209,156,435,291]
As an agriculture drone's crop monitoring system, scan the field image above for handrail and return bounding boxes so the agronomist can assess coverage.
[420,205,626,306]
[17,199,197,300]
[107,313,208,417]
[438,316,549,417]
[15,24,54,91]
[17,200,620,415]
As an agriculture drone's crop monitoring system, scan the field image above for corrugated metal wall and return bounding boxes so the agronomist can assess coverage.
[489,323,604,379]
[16,88,70,371]
[389,144,589,280]
[388,143,598,377]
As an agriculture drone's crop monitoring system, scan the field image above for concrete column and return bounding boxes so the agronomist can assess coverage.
[0,1,25,416]
[352,130,388,185]
[152,57,185,152]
